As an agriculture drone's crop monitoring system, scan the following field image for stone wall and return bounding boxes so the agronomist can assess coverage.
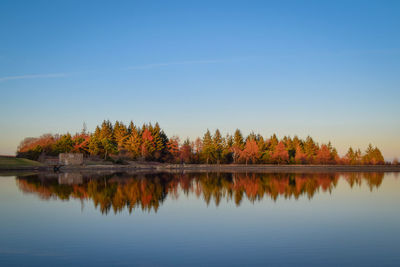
[59,153,83,165]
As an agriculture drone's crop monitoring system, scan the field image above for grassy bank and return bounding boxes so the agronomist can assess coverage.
[0,156,43,170]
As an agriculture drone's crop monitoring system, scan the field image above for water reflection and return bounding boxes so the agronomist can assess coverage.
[16,172,384,214]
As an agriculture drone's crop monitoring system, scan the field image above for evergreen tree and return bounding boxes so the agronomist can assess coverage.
[222,134,233,163]
[283,136,296,163]
[88,126,102,155]
[100,120,114,140]
[256,136,268,163]
[354,149,362,164]
[152,122,168,161]
[213,129,223,164]
[232,129,244,163]
[267,134,279,154]
[233,129,244,148]
[125,124,141,159]
[113,121,128,150]
[346,147,362,164]
[102,138,118,159]
[53,133,74,153]
[99,120,117,159]
[345,147,355,164]
[363,144,384,165]
[303,136,318,163]
[372,147,384,165]
[202,129,213,164]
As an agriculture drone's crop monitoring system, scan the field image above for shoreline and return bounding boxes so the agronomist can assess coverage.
[1,163,400,173]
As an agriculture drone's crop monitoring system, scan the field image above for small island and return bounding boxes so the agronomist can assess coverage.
[2,120,398,172]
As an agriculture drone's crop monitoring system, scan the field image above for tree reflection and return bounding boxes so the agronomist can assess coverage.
[16,172,384,214]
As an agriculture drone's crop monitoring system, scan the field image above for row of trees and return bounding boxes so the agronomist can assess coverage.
[17,120,387,165]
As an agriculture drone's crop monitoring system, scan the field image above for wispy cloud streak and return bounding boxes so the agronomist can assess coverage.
[0,73,67,82]
[0,57,249,82]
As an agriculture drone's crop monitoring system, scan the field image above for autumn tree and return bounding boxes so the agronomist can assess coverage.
[192,137,203,163]
[345,147,362,165]
[271,141,289,164]
[141,127,155,160]
[180,138,192,163]
[315,144,332,164]
[167,136,180,163]
[72,133,90,155]
[17,134,56,160]
[240,138,259,164]
[294,144,307,164]
[362,144,384,165]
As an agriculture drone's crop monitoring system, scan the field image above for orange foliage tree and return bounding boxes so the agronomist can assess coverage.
[240,139,259,164]
[271,141,289,164]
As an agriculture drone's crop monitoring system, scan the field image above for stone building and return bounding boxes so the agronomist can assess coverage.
[59,153,83,165]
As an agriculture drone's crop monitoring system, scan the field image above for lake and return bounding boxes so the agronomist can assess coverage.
[0,171,399,266]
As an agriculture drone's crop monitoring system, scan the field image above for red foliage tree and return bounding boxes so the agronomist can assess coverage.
[72,133,90,154]
[271,141,289,164]
[294,145,307,164]
[240,139,259,164]
[180,140,192,163]
[167,136,180,163]
[141,129,155,159]
[316,145,332,164]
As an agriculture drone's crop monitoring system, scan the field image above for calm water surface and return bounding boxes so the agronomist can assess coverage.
[0,172,399,266]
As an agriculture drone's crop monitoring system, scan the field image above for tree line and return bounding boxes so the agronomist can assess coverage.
[17,120,387,165]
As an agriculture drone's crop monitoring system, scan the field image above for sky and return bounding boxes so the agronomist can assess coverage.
[0,0,399,159]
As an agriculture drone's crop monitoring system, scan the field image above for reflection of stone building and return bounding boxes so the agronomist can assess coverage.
[59,153,83,165]
[58,173,83,185]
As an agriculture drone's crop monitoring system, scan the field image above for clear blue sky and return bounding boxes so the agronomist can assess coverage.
[1,0,399,159]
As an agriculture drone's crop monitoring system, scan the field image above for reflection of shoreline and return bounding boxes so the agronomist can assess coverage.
[16,172,386,214]
[3,164,400,172]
